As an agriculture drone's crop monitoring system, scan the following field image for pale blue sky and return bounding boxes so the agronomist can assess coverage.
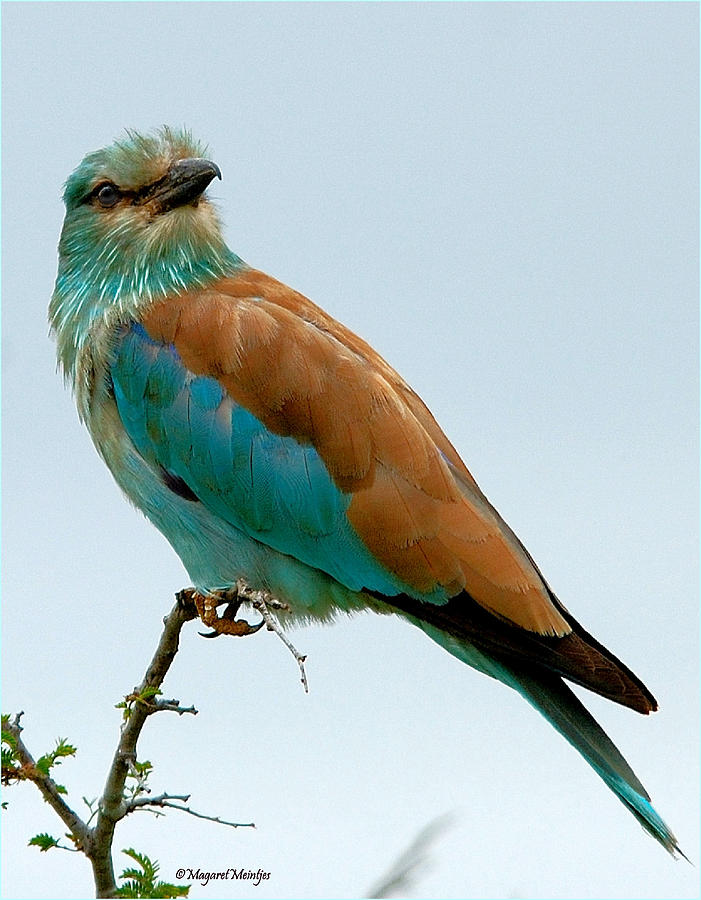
[2,3,698,899]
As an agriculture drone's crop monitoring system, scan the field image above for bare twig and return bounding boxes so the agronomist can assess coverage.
[127,792,190,807]
[131,806,166,818]
[235,579,309,693]
[126,793,255,829]
[57,842,82,853]
[83,796,100,827]
[151,698,198,716]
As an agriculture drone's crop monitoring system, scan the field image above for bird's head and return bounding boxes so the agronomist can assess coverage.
[50,127,242,376]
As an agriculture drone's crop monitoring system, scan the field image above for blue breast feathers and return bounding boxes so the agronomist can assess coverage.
[109,321,438,601]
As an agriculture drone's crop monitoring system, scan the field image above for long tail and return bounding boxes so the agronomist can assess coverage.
[415,620,683,857]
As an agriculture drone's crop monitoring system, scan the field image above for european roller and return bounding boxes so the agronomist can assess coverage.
[50,127,680,855]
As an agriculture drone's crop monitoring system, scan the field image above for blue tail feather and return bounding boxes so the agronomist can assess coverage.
[415,620,683,857]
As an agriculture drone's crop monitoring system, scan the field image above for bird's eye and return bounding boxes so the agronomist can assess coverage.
[96,183,120,208]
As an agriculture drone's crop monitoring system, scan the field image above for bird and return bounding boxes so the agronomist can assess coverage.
[50,126,680,856]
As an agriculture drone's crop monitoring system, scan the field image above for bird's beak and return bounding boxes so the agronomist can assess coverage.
[143,157,222,214]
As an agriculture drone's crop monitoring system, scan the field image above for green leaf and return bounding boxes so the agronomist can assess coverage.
[54,738,78,759]
[28,833,60,852]
[35,738,77,778]
[152,885,189,898]
[35,755,52,776]
[121,848,157,881]
[2,746,18,768]
[121,868,147,881]
[139,686,162,700]
[117,687,162,723]
[116,849,189,898]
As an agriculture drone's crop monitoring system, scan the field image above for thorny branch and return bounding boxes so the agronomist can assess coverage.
[126,792,255,828]
[4,591,258,898]
[88,596,203,896]
[5,582,451,899]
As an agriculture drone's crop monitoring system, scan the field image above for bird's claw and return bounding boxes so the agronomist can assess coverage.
[197,617,265,639]
[199,628,221,639]
[182,587,266,639]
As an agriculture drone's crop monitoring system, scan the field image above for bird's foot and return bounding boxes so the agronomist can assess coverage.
[177,587,265,638]
[180,582,307,692]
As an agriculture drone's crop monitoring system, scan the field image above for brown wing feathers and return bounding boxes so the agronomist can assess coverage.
[142,269,656,714]
[143,270,570,634]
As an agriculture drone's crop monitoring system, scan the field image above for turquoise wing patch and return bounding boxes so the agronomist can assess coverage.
[109,322,443,601]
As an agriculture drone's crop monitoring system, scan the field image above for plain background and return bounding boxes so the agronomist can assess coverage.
[2,3,698,899]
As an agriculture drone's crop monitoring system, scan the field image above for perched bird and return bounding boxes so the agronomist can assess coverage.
[51,127,680,855]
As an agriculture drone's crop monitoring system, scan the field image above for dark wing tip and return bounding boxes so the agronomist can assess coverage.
[379,588,658,715]
[555,624,658,715]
